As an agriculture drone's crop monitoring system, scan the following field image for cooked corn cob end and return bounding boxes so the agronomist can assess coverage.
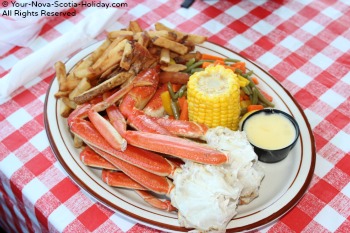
[187,65,241,130]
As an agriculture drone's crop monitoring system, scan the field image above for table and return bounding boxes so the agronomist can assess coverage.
[1,0,349,232]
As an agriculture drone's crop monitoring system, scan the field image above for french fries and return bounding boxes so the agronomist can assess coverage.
[160,48,170,64]
[108,30,134,40]
[89,39,112,62]
[95,38,128,75]
[160,64,187,72]
[128,20,143,33]
[135,30,176,41]
[152,36,188,55]
[73,72,133,105]
[54,20,208,128]
[137,31,151,47]
[154,22,207,44]
[73,59,95,79]
[68,78,91,101]
[73,135,83,148]
[120,41,133,70]
[55,61,67,91]
[92,36,130,71]
[59,99,72,118]
[62,97,77,109]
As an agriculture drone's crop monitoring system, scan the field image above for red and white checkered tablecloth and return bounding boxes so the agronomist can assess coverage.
[1,0,349,232]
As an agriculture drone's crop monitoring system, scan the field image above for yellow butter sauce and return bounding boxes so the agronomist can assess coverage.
[244,113,296,150]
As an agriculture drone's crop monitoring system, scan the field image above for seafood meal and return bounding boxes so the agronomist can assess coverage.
[53,21,276,232]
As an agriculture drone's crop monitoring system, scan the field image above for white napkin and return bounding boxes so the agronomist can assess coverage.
[0,0,81,54]
[0,17,47,51]
[0,8,125,103]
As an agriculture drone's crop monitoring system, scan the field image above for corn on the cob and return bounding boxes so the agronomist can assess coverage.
[187,65,241,130]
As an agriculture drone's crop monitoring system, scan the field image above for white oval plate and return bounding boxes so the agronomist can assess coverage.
[44,41,316,232]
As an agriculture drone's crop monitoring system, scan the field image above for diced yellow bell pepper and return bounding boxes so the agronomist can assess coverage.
[237,74,250,87]
[240,100,251,109]
[161,91,173,116]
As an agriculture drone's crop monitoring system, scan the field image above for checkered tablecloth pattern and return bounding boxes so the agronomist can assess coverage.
[1,0,349,232]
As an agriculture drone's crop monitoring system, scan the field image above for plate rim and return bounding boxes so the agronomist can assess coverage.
[44,41,316,232]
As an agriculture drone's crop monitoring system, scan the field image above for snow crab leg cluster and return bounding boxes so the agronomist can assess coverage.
[68,66,229,211]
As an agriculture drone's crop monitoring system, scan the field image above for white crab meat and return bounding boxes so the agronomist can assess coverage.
[205,126,265,204]
[170,126,265,232]
[170,161,242,232]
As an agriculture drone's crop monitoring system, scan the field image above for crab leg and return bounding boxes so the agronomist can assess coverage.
[86,68,161,150]
[67,94,105,127]
[135,190,177,212]
[125,131,229,165]
[91,145,174,195]
[67,98,127,151]
[86,83,135,151]
[154,118,208,139]
[102,170,176,211]
[109,67,174,135]
[80,146,117,170]
[119,67,160,118]
[67,102,91,127]
[70,119,176,176]
[117,67,175,135]
[88,108,127,151]
[127,113,172,135]
[81,141,178,214]
[143,83,168,117]
[106,105,127,136]
[92,81,135,112]
[102,170,145,190]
